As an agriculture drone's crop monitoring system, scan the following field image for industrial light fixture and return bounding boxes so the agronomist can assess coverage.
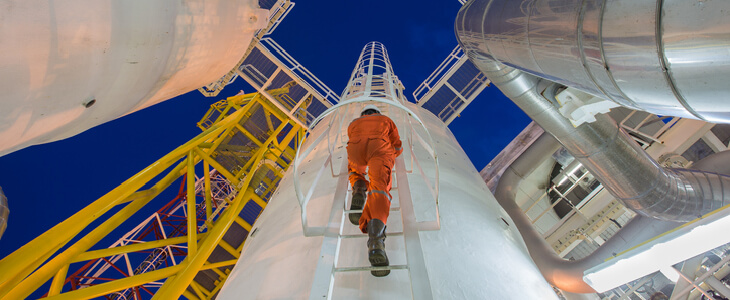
[583,205,730,292]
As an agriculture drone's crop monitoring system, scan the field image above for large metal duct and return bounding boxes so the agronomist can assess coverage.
[495,132,680,293]
[455,0,730,123]
[456,0,730,222]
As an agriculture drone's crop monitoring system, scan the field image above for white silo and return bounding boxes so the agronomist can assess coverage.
[217,42,557,299]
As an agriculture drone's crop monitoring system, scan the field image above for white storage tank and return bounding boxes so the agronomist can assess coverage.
[0,0,268,156]
[217,42,557,299]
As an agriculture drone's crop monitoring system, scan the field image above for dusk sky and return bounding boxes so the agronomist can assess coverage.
[0,0,530,276]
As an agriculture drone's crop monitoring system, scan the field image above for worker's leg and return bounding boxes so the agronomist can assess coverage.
[359,153,394,277]
[358,154,394,233]
[347,160,368,187]
[346,141,369,225]
[347,161,368,225]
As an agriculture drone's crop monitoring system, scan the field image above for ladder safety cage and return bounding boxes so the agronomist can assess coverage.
[292,97,440,300]
[293,97,441,237]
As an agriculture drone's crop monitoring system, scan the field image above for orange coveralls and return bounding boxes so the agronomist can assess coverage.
[346,113,403,233]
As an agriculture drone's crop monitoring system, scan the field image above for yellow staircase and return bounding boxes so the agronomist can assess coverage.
[0,87,307,300]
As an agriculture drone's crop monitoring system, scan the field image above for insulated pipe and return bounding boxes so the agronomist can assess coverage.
[455,0,730,123]
[462,49,730,221]
[0,187,7,240]
[495,132,679,293]
[691,150,730,176]
[495,133,593,292]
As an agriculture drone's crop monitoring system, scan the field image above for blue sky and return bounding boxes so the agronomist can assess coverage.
[0,0,529,280]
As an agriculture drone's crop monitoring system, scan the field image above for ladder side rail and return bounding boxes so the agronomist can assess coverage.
[308,157,350,300]
[294,115,336,236]
[403,113,441,231]
[395,155,435,300]
[327,104,353,178]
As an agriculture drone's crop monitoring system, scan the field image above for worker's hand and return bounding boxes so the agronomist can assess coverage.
[395,147,403,157]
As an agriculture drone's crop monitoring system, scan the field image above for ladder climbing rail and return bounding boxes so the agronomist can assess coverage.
[293,97,440,236]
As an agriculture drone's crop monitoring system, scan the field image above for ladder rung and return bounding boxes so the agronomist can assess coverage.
[334,265,409,272]
[348,187,398,191]
[340,232,403,239]
[344,207,400,214]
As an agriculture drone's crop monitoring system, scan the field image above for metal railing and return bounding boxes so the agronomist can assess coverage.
[413,45,464,103]
[260,38,340,106]
[197,0,295,97]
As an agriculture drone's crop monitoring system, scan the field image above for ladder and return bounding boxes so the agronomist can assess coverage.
[292,98,441,299]
[308,154,434,299]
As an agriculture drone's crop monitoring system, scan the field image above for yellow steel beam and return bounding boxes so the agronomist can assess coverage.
[2,90,305,299]
[0,158,199,300]
[201,259,237,271]
[0,105,250,288]
[208,275,229,299]
[265,110,276,130]
[200,99,259,161]
[0,158,191,299]
[250,193,268,210]
[0,236,69,295]
[183,290,201,300]
[47,264,69,297]
[217,240,239,259]
[0,102,257,298]
[234,216,253,231]
[73,235,204,263]
[43,265,184,300]
[0,159,182,292]
[151,188,256,299]
[254,95,289,122]
[119,188,159,205]
[153,120,293,299]
[187,152,198,258]
[204,161,213,224]
[189,281,209,299]
[193,148,239,186]
[235,124,264,148]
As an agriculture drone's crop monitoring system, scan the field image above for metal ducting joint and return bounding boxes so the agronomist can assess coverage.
[495,132,681,293]
[0,186,8,240]
[455,0,730,123]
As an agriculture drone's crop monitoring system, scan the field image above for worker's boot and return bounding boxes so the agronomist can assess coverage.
[349,180,367,225]
[367,219,390,277]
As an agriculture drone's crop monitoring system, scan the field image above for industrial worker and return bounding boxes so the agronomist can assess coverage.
[346,104,402,277]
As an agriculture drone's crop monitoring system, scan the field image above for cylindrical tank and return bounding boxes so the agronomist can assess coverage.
[217,100,558,298]
[0,0,267,156]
